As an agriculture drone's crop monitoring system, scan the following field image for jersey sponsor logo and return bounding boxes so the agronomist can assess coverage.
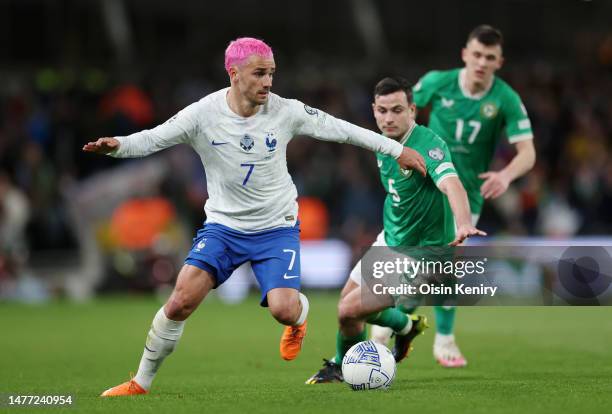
[441,97,455,108]
[400,168,413,177]
[283,273,299,280]
[480,102,499,119]
[304,104,318,116]
[428,147,444,161]
[211,140,228,146]
[240,134,255,151]
[265,132,277,152]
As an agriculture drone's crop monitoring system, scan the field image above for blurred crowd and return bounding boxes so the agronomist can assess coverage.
[1,50,611,297]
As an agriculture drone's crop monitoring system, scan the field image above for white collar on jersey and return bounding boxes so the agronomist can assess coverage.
[399,121,417,145]
[458,68,494,100]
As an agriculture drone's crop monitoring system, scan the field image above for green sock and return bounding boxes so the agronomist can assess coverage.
[333,330,367,364]
[434,306,456,335]
[366,308,409,332]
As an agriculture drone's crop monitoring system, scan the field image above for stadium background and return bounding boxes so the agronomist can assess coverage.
[0,1,611,412]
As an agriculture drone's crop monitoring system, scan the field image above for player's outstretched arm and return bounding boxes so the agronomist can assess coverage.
[85,102,200,158]
[479,139,536,199]
[438,176,487,246]
[291,100,426,176]
[82,137,120,155]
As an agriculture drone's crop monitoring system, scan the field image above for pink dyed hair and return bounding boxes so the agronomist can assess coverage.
[224,37,274,74]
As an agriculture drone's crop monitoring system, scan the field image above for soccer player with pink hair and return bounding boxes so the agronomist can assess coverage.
[85,37,426,396]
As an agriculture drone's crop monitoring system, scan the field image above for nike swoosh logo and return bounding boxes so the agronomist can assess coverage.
[212,140,228,146]
[283,274,299,280]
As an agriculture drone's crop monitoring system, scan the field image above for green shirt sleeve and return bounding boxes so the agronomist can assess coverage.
[503,89,534,144]
[420,138,458,187]
[412,71,443,108]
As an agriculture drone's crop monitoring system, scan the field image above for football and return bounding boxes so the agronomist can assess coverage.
[341,340,396,390]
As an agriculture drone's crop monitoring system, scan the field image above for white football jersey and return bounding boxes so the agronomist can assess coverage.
[112,88,403,232]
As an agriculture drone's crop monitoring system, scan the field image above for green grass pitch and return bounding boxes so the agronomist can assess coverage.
[1,292,611,413]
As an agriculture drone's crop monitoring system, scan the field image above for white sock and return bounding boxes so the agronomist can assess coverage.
[434,333,455,345]
[134,307,185,390]
[294,293,309,326]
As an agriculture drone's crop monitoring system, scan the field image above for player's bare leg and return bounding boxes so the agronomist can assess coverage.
[268,288,309,361]
[101,264,215,396]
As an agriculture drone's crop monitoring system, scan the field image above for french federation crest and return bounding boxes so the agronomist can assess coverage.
[480,102,499,119]
[265,132,277,152]
[240,134,255,151]
[428,147,444,161]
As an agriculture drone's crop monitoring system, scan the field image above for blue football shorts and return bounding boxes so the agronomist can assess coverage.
[185,222,301,306]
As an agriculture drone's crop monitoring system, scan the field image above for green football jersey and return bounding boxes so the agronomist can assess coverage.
[413,68,533,215]
[377,124,457,247]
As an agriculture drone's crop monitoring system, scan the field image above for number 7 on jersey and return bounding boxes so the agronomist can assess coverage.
[240,163,255,186]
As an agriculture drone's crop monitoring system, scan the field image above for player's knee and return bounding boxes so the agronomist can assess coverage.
[337,299,359,325]
[165,291,197,320]
[269,296,300,325]
[267,289,300,325]
[270,306,297,325]
[340,279,359,300]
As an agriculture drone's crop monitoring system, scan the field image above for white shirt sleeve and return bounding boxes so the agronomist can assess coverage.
[110,101,201,158]
[289,99,403,159]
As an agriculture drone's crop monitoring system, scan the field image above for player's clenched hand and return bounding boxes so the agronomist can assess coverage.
[397,147,426,177]
[479,171,509,199]
[82,137,120,154]
[449,224,487,246]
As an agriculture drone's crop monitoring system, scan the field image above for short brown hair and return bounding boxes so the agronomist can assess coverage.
[374,76,413,103]
[467,25,503,47]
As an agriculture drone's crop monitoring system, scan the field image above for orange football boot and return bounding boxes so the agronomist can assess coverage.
[280,320,307,361]
[100,377,148,397]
